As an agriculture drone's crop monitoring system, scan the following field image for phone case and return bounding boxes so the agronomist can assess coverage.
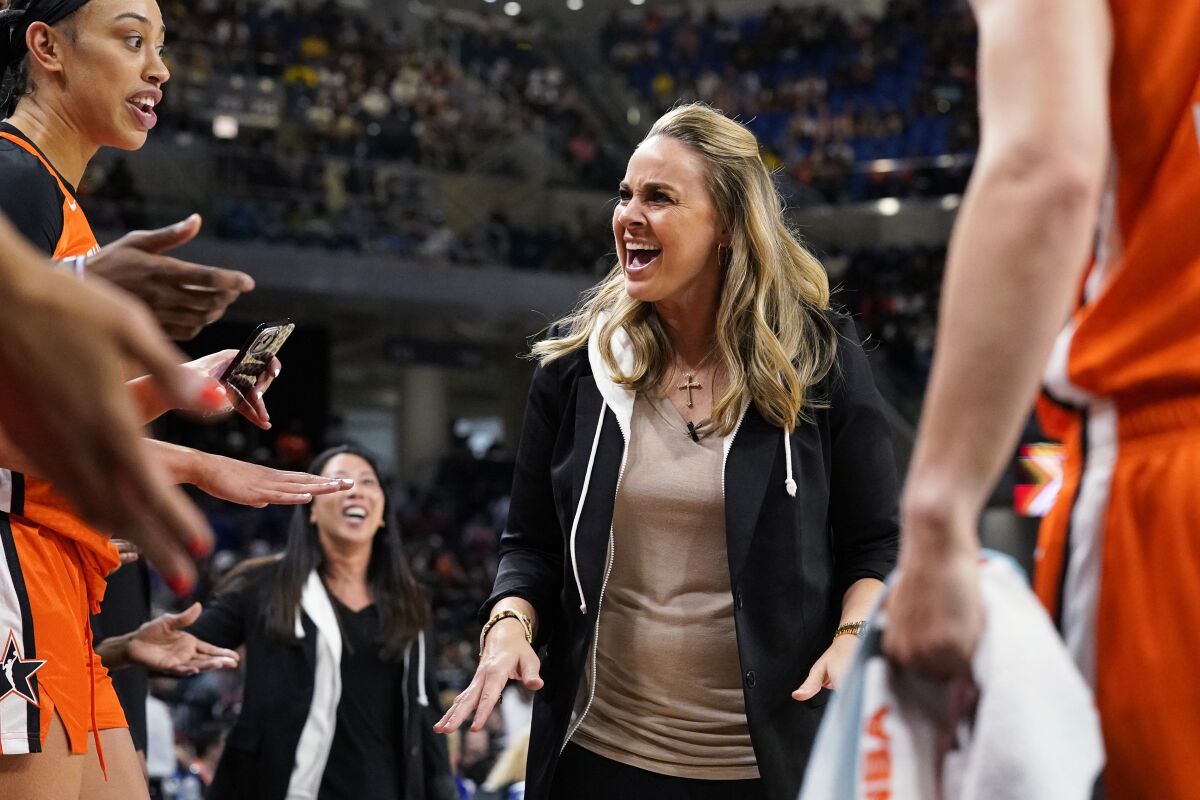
[221,321,295,405]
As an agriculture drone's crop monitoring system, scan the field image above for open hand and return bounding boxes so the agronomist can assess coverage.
[126,603,240,675]
[190,453,352,507]
[434,618,543,734]
[87,215,254,341]
[188,349,280,429]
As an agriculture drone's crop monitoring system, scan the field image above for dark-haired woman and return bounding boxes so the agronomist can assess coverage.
[186,446,457,800]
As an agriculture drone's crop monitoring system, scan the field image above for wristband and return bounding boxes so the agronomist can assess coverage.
[479,609,533,655]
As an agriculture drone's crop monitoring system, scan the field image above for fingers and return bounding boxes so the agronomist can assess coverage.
[517,649,544,691]
[435,681,483,734]
[166,602,204,629]
[193,640,241,667]
[114,459,211,594]
[241,357,281,427]
[115,539,141,565]
[121,215,203,255]
[234,390,271,430]
[165,257,255,293]
[301,477,354,495]
[184,655,240,673]
[241,490,313,507]
[792,663,825,701]
[112,485,200,595]
[470,669,511,732]
[236,477,350,507]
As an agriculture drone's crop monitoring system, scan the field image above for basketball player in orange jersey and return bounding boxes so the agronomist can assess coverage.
[0,2,356,796]
[885,0,1200,797]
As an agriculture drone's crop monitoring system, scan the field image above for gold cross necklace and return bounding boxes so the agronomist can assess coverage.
[678,373,703,408]
[674,348,718,409]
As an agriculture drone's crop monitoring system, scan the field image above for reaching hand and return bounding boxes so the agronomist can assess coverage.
[0,219,222,592]
[86,215,255,341]
[883,545,984,682]
[434,618,543,735]
[191,348,280,429]
[131,349,281,429]
[189,452,353,507]
[792,633,859,701]
[125,603,240,675]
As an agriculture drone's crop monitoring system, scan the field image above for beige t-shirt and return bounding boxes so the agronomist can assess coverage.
[572,393,758,779]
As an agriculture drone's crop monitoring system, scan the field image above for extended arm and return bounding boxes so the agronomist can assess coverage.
[885,0,1113,677]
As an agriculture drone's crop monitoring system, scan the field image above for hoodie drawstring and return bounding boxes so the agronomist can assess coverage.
[783,429,797,497]
[416,630,429,708]
[570,401,608,615]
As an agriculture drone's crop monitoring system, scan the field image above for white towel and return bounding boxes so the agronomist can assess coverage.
[800,553,1104,800]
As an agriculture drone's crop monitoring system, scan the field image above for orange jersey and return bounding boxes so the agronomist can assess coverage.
[1035,6,1200,798]
[0,127,100,260]
[1044,2,1200,409]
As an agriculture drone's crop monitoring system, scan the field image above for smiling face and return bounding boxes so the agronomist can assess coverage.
[56,0,169,149]
[310,453,386,548]
[613,135,728,308]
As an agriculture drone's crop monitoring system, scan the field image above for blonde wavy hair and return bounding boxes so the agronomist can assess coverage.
[532,102,838,434]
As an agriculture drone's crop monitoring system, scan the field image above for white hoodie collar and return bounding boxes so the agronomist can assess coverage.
[586,311,636,441]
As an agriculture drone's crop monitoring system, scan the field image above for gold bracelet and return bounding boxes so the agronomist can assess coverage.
[479,609,533,656]
[834,620,868,640]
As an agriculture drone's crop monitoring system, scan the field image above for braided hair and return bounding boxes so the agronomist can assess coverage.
[0,0,90,117]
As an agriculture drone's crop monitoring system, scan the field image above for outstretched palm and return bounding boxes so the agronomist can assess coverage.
[126,603,239,676]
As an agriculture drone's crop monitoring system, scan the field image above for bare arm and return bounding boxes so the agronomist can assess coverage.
[903,0,1112,535]
[885,0,1113,676]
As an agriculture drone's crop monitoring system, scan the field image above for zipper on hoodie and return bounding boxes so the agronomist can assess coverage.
[720,402,751,499]
[561,438,629,753]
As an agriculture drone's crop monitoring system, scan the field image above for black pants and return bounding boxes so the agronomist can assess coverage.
[550,743,768,800]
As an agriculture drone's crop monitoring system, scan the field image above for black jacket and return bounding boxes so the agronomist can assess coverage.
[483,313,900,800]
[188,560,456,800]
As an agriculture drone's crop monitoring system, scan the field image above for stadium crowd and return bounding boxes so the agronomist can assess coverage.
[603,0,978,204]
[75,0,976,268]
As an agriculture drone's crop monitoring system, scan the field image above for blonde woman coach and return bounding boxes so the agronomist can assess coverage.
[437,103,900,800]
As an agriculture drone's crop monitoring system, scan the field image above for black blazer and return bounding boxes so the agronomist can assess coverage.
[188,560,456,800]
[483,313,900,800]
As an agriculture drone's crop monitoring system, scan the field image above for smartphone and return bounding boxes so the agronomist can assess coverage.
[219,320,295,408]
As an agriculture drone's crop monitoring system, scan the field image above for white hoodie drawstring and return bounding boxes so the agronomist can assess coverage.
[416,630,429,707]
[784,429,797,497]
[570,401,608,615]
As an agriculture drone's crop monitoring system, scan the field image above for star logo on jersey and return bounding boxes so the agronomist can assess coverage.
[0,630,44,706]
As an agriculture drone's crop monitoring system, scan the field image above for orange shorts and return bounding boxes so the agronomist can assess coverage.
[0,472,125,756]
[1035,395,1200,800]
